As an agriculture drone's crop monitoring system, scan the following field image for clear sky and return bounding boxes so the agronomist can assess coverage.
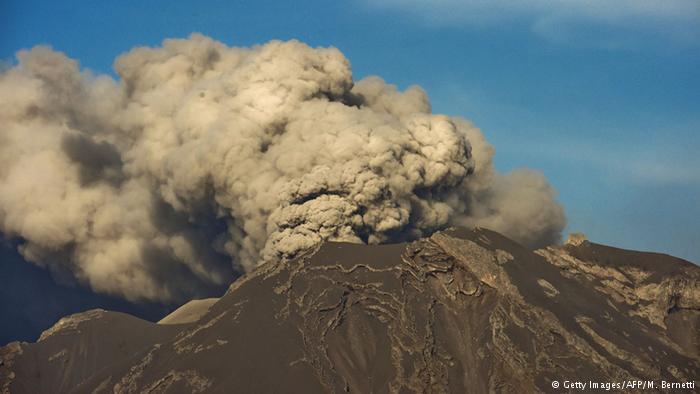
[2,0,699,263]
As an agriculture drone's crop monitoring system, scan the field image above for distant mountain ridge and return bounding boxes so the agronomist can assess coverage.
[2,227,698,393]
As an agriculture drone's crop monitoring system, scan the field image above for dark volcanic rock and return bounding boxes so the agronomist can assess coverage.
[2,228,699,393]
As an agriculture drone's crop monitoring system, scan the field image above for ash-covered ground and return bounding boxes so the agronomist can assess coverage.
[2,227,698,393]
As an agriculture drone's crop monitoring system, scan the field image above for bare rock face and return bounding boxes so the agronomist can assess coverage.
[1,228,699,393]
[158,299,219,325]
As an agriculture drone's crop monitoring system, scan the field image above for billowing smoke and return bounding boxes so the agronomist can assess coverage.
[0,34,565,302]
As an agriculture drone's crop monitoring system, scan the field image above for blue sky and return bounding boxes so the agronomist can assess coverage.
[2,0,699,262]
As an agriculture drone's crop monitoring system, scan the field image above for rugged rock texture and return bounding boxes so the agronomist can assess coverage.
[1,228,699,393]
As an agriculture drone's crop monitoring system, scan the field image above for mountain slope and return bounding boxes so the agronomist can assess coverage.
[1,228,698,393]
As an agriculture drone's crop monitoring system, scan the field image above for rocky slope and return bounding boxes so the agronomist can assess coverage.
[1,228,698,393]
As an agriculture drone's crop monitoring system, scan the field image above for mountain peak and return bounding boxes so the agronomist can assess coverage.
[2,227,698,393]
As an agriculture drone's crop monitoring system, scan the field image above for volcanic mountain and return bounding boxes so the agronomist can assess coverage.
[1,227,698,393]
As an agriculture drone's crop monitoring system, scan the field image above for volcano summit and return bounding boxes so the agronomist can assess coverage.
[2,227,698,393]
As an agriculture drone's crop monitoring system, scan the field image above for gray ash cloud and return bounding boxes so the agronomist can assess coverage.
[0,34,565,302]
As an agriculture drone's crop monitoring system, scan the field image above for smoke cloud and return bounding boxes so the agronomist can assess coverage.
[0,34,565,302]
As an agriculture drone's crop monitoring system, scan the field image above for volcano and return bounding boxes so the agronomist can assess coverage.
[1,227,698,393]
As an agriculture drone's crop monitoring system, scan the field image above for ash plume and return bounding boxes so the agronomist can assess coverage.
[0,34,565,302]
